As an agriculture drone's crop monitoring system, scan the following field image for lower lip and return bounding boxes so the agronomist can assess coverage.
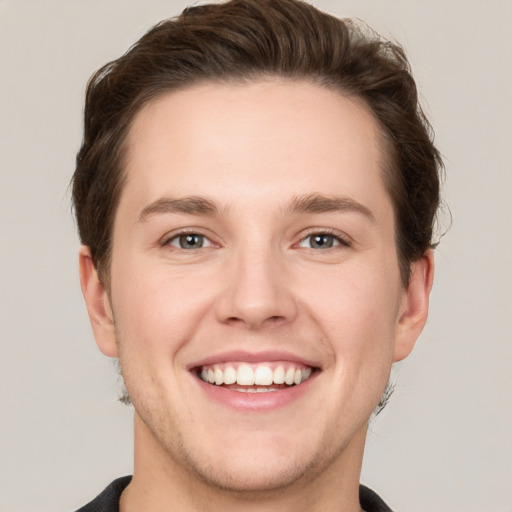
[194,373,318,411]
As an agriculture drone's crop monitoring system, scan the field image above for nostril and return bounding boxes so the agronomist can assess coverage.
[225,316,245,325]
[229,315,288,330]
[268,315,285,323]
[213,275,299,328]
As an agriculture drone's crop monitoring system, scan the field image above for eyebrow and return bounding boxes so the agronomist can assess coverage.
[138,193,375,223]
[286,194,375,222]
[138,196,220,222]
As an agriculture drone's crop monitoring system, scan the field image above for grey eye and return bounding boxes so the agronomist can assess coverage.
[299,233,341,249]
[310,234,335,248]
[169,233,211,249]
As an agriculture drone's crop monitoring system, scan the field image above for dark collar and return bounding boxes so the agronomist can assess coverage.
[76,476,393,512]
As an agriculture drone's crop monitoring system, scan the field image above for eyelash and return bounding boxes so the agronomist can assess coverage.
[297,229,351,250]
[161,228,351,251]
[162,230,214,250]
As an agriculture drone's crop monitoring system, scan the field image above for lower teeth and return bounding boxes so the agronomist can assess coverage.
[236,387,279,393]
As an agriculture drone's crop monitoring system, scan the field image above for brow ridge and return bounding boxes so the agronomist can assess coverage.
[138,196,220,222]
[287,193,375,221]
[138,193,374,222]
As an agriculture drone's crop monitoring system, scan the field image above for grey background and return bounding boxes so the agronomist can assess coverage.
[1,1,511,511]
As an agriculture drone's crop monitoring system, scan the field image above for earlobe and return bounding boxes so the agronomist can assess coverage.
[393,250,435,362]
[79,246,118,358]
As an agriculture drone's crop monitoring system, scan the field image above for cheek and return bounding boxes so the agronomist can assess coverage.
[304,265,401,361]
[111,263,215,355]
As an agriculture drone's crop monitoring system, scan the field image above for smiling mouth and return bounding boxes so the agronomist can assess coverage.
[195,362,316,393]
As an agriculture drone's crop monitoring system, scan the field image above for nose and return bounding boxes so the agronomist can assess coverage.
[214,246,298,330]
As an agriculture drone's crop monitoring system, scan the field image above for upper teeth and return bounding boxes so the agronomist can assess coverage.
[200,363,312,386]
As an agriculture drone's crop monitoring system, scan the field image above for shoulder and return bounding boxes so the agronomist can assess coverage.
[74,476,132,512]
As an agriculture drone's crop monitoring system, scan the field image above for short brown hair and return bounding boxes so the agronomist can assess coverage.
[72,0,443,285]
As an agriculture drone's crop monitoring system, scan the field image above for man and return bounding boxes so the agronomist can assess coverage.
[73,0,442,510]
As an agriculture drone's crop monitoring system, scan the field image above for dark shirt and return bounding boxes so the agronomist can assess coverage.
[76,476,393,512]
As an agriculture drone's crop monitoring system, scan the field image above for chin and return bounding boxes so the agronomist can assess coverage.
[170,422,349,497]
[183,450,317,495]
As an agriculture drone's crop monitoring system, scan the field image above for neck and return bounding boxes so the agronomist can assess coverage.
[120,413,366,512]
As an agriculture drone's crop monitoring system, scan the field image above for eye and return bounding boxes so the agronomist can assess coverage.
[298,233,346,249]
[167,233,212,250]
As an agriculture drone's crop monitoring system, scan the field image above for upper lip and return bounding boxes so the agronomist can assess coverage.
[187,350,321,370]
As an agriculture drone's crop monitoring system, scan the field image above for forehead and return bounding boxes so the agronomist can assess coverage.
[121,80,391,217]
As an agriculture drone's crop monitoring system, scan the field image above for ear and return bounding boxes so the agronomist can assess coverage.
[394,250,435,362]
[79,245,118,357]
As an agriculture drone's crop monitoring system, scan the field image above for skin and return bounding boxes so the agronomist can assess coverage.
[80,80,434,512]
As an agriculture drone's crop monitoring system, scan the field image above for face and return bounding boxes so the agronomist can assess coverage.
[81,80,432,494]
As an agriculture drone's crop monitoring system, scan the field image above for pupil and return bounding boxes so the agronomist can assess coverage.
[180,234,202,249]
[312,234,333,248]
